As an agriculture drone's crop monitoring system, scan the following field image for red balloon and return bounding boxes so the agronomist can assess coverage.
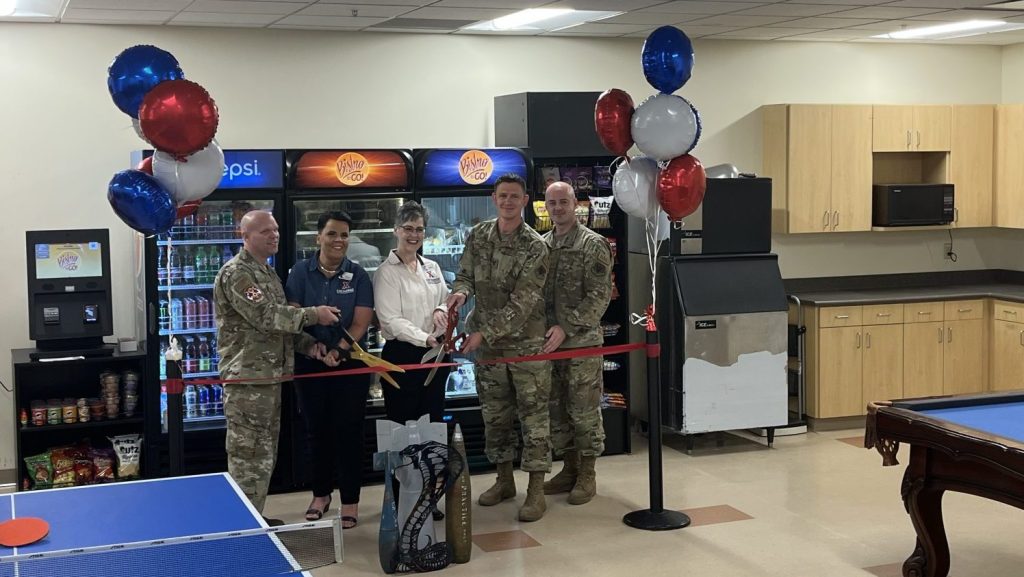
[139,79,219,160]
[136,156,153,175]
[176,200,202,220]
[657,154,706,220]
[595,89,634,157]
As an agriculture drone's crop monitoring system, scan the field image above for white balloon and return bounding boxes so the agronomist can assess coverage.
[612,156,660,220]
[131,118,150,143]
[630,93,700,162]
[152,140,225,204]
[706,163,740,178]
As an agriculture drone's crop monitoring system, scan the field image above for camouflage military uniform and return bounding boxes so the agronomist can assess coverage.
[214,248,320,512]
[543,224,613,458]
[452,219,552,472]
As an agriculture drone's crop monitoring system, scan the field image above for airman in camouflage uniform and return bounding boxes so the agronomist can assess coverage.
[447,174,551,522]
[540,182,612,505]
[214,211,339,519]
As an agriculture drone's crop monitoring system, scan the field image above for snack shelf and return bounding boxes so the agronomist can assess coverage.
[20,417,145,433]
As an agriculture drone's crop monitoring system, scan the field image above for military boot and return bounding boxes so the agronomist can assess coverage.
[518,472,547,522]
[543,450,579,495]
[568,455,597,505]
[478,461,516,506]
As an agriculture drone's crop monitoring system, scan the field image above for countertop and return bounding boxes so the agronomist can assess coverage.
[789,283,1024,306]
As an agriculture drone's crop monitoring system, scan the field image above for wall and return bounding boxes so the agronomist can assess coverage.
[0,22,1017,469]
[1003,43,1024,102]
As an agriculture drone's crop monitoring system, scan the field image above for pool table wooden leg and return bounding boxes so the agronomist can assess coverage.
[901,464,951,577]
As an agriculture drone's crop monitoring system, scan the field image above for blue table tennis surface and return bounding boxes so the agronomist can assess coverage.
[0,473,308,577]
[919,400,1024,444]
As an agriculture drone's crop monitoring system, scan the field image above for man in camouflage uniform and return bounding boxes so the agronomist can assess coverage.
[214,210,341,523]
[446,173,551,522]
[540,182,613,505]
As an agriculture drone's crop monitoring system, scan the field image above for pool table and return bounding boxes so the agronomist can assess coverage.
[865,393,1024,577]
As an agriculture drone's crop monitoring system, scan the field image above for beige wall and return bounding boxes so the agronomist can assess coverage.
[0,21,1020,467]
[1003,44,1024,102]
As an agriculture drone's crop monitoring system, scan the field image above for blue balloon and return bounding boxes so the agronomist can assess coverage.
[641,26,694,94]
[107,45,184,118]
[108,170,176,236]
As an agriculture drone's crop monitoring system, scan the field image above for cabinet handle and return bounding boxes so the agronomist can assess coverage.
[1005,310,1018,316]
[938,327,943,343]
[1020,330,1023,346]
[958,308,972,313]
[832,211,839,230]
[823,210,830,231]
[857,332,861,349]
[918,311,932,315]
[954,207,959,223]
[948,327,952,342]
[866,332,871,348]
[906,130,911,149]
[877,312,891,317]
[835,314,850,320]
[916,130,921,149]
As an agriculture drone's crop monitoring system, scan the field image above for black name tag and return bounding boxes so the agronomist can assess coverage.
[695,320,717,330]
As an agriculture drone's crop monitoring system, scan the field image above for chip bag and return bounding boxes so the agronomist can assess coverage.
[90,447,117,483]
[24,452,52,490]
[575,201,591,227]
[591,196,614,230]
[109,434,143,479]
[533,201,552,232]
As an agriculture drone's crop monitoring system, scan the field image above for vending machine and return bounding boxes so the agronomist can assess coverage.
[133,149,291,483]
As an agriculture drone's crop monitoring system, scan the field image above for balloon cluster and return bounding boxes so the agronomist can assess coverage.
[106,45,224,236]
[595,26,706,241]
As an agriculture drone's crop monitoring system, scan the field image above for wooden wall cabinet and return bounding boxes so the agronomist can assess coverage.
[949,105,994,228]
[873,105,951,152]
[763,104,872,234]
[995,104,1024,229]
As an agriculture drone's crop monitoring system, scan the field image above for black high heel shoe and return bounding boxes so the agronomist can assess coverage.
[305,495,332,521]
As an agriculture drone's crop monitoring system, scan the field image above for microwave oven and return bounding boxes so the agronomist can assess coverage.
[872,184,954,227]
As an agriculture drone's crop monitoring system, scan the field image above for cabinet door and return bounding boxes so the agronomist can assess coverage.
[995,104,1024,229]
[873,106,914,152]
[943,319,987,395]
[950,105,993,228]
[914,105,952,151]
[903,321,944,398]
[863,324,903,404]
[992,320,1024,392]
[830,105,873,232]
[788,105,833,233]
[818,326,864,417]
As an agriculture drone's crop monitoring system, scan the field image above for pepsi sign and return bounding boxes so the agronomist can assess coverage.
[218,150,284,189]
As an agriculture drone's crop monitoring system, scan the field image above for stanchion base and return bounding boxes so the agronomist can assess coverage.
[623,509,691,531]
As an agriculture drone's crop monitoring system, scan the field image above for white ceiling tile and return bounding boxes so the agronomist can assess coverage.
[273,13,390,25]
[909,8,1023,18]
[292,3,416,17]
[317,0,426,5]
[685,13,804,24]
[541,30,626,35]
[542,0,666,9]
[364,26,455,32]
[600,11,703,23]
[169,11,285,25]
[267,23,365,30]
[782,28,878,38]
[826,5,949,17]
[733,3,854,15]
[556,21,663,32]
[62,8,177,22]
[625,23,745,35]
[184,1,308,14]
[640,1,769,13]
[845,17,940,28]
[432,0,549,6]
[782,0,891,5]
[454,27,543,34]
[398,6,518,19]
[881,0,1005,7]
[765,15,882,26]
[67,0,191,9]
[711,26,814,36]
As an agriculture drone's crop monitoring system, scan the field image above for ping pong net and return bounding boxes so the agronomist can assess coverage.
[0,519,342,577]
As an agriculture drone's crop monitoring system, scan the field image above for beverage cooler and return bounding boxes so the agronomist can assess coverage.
[284,149,415,485]
[133,150,296,488]
[413,148,531,470]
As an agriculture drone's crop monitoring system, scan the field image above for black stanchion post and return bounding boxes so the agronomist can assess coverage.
[623,322,690,531]
[166,357,184,476]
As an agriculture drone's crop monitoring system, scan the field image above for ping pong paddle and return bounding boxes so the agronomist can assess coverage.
[0,517,50,547]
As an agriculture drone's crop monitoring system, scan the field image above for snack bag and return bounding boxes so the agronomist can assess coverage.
[50,447,76,487]
[591,196,613,229]
[575,200,591,227]
[539,167,561,190]
[594,165,612,190]
[605,237,618,262]
[109,434,143,479]
[90,447,117,483]
[611,271,620,300]
[574,167,594,195]
[560,167,578,191]
[24,452,53,490]
[533,201,552,232]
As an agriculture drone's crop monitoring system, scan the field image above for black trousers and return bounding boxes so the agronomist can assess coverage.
[294,355,371,505]
[381,340,449,425]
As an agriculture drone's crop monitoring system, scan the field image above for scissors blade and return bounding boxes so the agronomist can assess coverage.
[421,346,443,364]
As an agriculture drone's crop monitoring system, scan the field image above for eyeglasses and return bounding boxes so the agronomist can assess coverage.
[399,225,426,235]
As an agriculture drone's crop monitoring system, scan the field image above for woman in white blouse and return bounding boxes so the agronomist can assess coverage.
[373,201,450,424]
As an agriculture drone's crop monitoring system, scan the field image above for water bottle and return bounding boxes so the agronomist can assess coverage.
[169,298,183,331]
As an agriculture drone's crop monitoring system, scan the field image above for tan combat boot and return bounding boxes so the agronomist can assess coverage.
[478,461,516,506]
[518,471,547,522]
[543,450,579,495]
[568,455,597,505]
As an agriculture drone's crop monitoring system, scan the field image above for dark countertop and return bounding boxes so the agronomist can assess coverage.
[789,283,1024,306]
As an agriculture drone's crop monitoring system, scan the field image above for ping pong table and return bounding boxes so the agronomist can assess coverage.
[0,473,318,577]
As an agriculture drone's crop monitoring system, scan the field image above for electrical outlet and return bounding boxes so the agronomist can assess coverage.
[944,243,953,260]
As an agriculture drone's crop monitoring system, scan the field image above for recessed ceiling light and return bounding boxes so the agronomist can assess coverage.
[0,0,16,17]
[462,8,622,33]
[872,19,1012,39]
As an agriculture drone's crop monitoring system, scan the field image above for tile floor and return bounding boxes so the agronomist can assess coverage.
[263,427,1024,576]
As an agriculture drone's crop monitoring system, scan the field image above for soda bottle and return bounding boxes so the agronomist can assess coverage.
[168,245,182,284]
[184,384,197,419]
[184,336,197,374]
[198,335,211,372]
[197,385,209,417]
[169,298,183,331]
[157,245,168,284]
[182,246,195,283]
[158,299,169,330]
[209,335,218,370]
[195,296,210,328]
[181,210,195,239]
[195,205,208,228]
[184,297,197,330]
[193,245,205,283]
[159,339,168,380]
[222,207,235,239]
[211,384,224,415]
[209,246,223,281]
[222,245,234,266]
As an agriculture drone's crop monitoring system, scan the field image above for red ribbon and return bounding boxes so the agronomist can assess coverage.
[175,342,645,387]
